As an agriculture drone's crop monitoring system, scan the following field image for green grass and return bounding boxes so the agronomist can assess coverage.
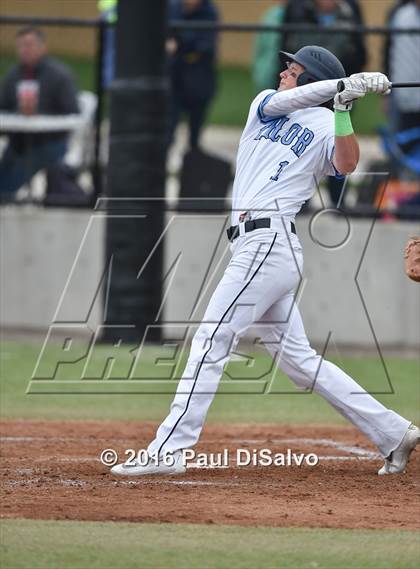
[1,519,419,569]
[1,341,418,424]
[0,53,386,134]
[1,345,419,569]
[208,65,256,127]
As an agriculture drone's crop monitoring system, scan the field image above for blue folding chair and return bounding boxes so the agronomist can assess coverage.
[378,126,420,219]
[379,126,420,176]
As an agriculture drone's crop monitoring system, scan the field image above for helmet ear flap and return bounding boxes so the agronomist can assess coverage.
[296,72,316,87]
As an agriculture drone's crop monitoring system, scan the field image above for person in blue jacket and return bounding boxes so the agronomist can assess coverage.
[167,0,219,150]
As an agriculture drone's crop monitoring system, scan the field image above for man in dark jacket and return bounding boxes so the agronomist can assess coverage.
[282,0,366,76]
[281,0,367,208]
[0,27,79,199]
[167,0,218,149]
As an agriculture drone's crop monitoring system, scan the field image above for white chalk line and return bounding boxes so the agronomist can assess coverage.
[2,448,380,488]
[3,450,378,490]
[0,434,380,495]
[0,436,378,457]
[270,438,380,459]
[3,476,240,488]
[1,454,380,467]
[0,435,380,483]
[115,479,239,486]
[0,453,378,475]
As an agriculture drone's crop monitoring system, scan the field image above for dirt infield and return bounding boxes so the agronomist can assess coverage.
[1,420,419,530]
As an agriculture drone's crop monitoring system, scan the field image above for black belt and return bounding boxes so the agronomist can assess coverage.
[226,218,296,242]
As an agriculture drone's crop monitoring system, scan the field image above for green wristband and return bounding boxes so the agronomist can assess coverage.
[334,110,354,137]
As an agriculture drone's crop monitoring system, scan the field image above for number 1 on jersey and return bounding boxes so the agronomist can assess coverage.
[270,161,289,182]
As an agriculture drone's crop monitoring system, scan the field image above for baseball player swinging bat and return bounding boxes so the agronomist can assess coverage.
[111,45,420,478]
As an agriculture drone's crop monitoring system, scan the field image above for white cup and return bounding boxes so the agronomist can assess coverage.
[17,80,40,115]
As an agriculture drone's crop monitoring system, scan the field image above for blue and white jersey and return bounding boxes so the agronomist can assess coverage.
[231,89,337,225]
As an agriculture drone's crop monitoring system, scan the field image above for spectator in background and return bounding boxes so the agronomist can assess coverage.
[384,3,403,144]
[252,2,285,92]
[281,0,366,208]
[383,0,412,134]
[384,0,412,79]
[387,0,420,219]
[97,0,118,88]
[387,0,420,153]
[0,27,79,201]
[167,0,219,150]
[282,0,366,76]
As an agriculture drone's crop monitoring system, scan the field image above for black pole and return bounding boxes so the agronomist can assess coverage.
[92,18,106,206]
[102,0,168,344]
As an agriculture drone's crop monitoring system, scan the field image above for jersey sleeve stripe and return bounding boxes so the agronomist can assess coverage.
[257,92,278,123]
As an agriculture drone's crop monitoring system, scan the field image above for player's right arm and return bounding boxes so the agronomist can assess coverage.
[332,131,360,175]
[258,80,339,118]
[331,78,367,174]
[258,72,391,119]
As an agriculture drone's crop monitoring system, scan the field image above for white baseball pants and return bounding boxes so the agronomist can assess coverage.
[148,226,410,458]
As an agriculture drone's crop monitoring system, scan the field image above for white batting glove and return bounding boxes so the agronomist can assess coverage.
[350,72,391,95]
[334,78,367,112]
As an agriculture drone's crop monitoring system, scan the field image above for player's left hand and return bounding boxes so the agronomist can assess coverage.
[334,78,367,112]
[350,72,391,95]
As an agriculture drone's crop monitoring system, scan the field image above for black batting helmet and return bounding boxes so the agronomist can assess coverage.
[279,46,346,86]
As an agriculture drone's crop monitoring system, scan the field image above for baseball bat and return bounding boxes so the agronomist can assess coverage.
[337,80,420,91]
[391,82,420,88]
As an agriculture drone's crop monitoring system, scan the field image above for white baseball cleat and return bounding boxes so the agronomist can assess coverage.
[378,424,420,475]
[111,450,186,477]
